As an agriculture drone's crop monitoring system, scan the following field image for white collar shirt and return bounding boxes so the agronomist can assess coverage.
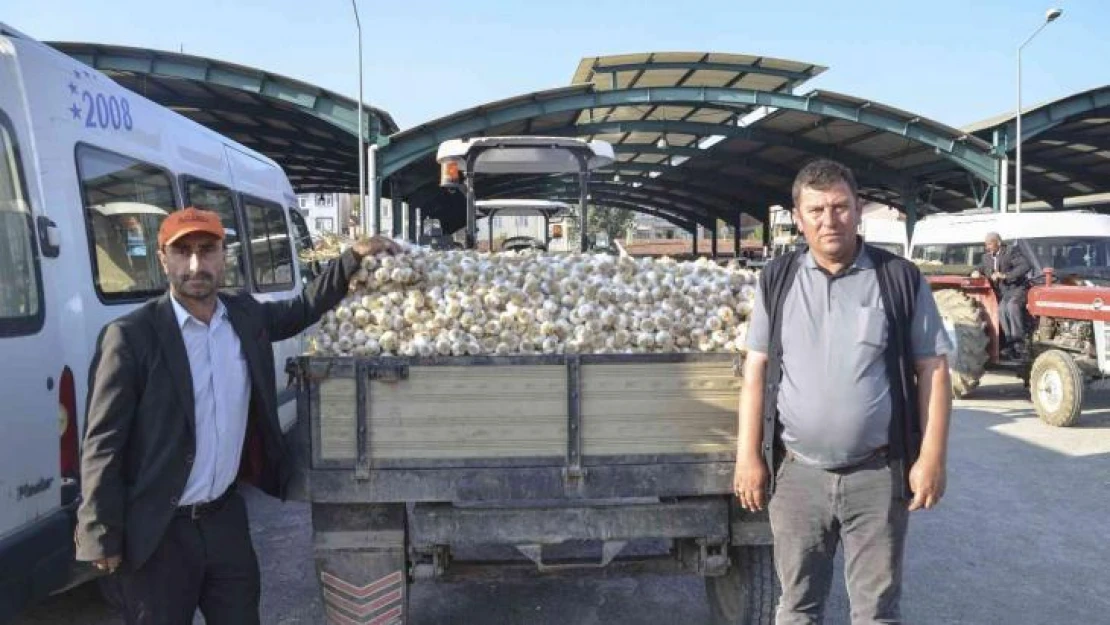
[170,295,251,506]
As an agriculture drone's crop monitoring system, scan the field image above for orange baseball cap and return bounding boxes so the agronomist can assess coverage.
[158,207,225,247]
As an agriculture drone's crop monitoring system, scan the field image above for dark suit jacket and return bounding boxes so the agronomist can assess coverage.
[75,250,360,570]
[978,245,1031,295]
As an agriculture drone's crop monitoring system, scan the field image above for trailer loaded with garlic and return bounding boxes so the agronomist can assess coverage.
[307,247,759,357]
[294,134,781,624]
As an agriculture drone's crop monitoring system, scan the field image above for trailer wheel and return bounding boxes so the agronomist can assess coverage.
[1030,349,1084,427]
[933,289,989,398]
[706,546,778,625]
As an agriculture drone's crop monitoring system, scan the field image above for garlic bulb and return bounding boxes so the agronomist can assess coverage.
[379,331,399,354]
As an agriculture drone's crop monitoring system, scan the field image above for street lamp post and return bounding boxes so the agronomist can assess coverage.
[1015,7,1062,213]
[351,0,366,234]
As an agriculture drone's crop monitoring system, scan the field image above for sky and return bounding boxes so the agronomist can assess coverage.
[5,0,1108,131]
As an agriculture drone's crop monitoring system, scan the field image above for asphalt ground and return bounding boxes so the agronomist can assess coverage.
[14,374,1110,625]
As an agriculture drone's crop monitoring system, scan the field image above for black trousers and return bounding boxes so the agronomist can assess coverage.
[101,490,261,625]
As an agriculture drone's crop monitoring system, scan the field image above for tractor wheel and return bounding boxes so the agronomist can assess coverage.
[932,289,989,398]
[1030,349,1084,427]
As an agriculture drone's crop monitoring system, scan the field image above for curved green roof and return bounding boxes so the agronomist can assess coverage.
[383,53,998,234]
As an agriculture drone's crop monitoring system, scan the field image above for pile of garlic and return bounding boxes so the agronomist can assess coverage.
[308,247,759,357]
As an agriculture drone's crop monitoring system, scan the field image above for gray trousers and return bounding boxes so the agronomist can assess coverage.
[999,289,1027,347]
[768,452,909,625]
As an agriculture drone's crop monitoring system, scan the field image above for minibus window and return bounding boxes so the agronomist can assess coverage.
[242,196,294,292]
[0,112,44,336]
[76,144,177,301]
[183,178,245,288]
[288,208,317,281]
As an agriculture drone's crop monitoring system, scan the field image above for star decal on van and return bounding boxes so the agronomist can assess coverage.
[70,104,81,120]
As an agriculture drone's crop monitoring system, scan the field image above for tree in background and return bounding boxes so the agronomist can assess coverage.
[565,204,636,250]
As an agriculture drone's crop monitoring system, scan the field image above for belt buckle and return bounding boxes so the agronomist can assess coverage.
[188,502,204,521]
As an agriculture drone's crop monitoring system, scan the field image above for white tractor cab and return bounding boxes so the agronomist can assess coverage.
[474,198,571,253]
[908,209,1110,416]
[436,136,615,252]
[860,216,909,258]
[0,23,316,617]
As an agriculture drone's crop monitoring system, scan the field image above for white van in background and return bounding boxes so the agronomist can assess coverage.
[908,210,1110,273]
[0,23,315,619]
[861,216,909,258]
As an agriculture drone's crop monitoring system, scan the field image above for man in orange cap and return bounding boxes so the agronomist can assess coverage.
[76,206,400,624]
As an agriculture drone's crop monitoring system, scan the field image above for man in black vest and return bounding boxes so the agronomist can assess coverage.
[973,232,1031,357]
[732,160,954,624]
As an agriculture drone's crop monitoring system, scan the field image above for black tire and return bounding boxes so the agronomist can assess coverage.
[932,289,990,399]
[1030,349,1085,427]
[706,545,778,625]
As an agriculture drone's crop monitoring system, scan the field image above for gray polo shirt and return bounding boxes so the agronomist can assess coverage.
[747,247,952,469]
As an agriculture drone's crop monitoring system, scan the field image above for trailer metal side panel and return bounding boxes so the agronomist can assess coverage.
[318,378,357,462]
[301,354,744,497]
[580,361,739,456]
[368,365,568,460]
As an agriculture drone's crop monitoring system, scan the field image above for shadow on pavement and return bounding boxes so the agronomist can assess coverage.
[903,386,1110,625]
[12,381,1110,625]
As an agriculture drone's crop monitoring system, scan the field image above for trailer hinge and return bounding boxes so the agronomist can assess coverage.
[679,538,730,577]
[292,358,337,384]
[562,466,588,485]
[699,540,729,577]
[731,354,745,377]
[411,546,449,581]
[367,363,410,382]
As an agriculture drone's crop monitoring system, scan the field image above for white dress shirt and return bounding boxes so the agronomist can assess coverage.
[170,296,251,506]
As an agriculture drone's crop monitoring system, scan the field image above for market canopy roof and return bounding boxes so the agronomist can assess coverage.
[49,41,398,193]
[383,52,998,235]
[962,85,1110,210]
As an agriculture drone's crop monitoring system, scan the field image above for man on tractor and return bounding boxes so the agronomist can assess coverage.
[972,232,1031,359]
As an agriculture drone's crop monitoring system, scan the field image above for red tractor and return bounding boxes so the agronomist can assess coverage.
[1024,271,1110,426]
[925,270,1109,426]
[911,211,1110,427]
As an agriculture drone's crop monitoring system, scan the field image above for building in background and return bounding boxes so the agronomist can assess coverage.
[626,213,759,241]
[627,214,690,240]
[297,193,351,238]
[297,193,401,240]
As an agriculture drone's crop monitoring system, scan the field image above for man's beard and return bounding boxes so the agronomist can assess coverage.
[173,271,217,300]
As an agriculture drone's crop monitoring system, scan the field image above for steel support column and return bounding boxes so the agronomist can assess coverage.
[734,213,742,258]
[391,182,403,238]
[577,154,590,253]
[999,129,1007,213]
[901,184,919,245]
[761,205,771,249]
